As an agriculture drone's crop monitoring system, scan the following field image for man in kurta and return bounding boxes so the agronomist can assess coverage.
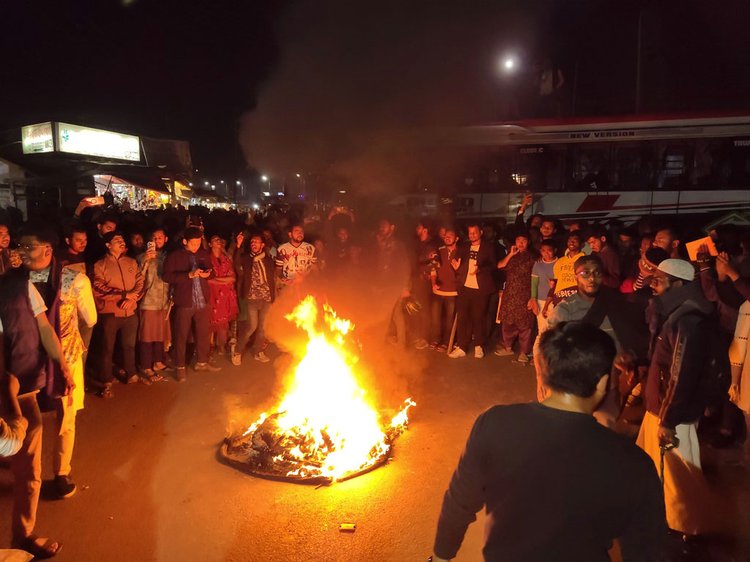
[19,226,97,499]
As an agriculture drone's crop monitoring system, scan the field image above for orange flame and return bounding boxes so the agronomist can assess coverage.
[249,295,414,480]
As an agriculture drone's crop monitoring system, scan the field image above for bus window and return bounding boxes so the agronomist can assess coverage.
[658,144,693,189]
[729,139,750,187]
[567,144,611,191]
[613,143,656,190]
[513,146,563,192]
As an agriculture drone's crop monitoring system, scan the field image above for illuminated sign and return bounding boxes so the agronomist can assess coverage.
[57,122,140,161]
[22,122,54,154]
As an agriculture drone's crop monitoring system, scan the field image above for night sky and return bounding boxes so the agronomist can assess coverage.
[2,0,750,191]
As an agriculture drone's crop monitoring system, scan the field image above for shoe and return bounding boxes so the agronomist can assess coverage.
[139,375,153,386]
[11,535,62,559]
[436,344,448,353]
[254,351,270,363]
[414,339,429,350]
[448,347,466,359]
[429,341,439,350]
[231,353,242,366]
[97,383,114,399]
[474,346,484,359]
[125,374,140,384]
[194,362,221,373]
[493,347,514,357]
[53,475,77,499]
[516,353,529,364]
[152,362,168,372]
[142,368,155,378]
[149,373,166,383]
[175,367,187,382]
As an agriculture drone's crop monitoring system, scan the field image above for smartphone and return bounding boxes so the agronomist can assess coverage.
[147,241,156,252]
[85,196,105,206]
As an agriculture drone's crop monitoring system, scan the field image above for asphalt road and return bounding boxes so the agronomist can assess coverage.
[1,346,748,562]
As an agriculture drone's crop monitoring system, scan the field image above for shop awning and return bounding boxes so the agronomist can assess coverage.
[96,173,170,195]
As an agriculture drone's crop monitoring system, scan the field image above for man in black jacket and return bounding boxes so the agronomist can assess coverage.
[636,258,716,536]
[448,223,497,359]
[162,227,219,381]
[433,322,666,561]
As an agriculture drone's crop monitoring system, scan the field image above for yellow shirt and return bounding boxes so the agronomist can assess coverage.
[553,251,585,295]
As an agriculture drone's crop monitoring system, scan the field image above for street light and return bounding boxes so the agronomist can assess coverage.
[499,54,519,75]
[261,175,268,182]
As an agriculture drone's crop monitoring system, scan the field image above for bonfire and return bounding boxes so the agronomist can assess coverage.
[221,295,415,483]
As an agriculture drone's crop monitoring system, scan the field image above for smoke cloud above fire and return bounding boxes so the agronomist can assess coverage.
[239,0,543,196]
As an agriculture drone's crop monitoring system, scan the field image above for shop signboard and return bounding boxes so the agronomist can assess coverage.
[57,122,140,161]
[22,122,55,154]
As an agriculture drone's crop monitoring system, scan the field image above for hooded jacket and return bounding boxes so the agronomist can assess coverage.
[644,281,715,429]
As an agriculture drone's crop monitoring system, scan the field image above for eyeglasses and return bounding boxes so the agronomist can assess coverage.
[575,269,602,279]
[17,243,50,252]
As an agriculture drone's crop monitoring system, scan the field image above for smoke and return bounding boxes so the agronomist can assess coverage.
[239,0,542,195]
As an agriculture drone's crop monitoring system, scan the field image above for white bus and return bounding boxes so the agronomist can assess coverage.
[428,113,750,222]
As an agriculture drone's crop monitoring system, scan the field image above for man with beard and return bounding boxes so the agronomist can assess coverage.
[136,228,171,380]
[0,230,73,558]
[636,259,717,537]
[233,233,275,365]
[275,223,317,292]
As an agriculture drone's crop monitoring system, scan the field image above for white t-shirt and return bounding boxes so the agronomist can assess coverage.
[275,241,317,282]
[464,243,480,289]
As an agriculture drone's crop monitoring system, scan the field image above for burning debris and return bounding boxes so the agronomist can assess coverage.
[221,296,416,483]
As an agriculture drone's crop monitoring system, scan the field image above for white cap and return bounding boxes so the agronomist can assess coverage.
[657,258,695,282]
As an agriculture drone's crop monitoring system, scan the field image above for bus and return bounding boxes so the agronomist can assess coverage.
[398,114,750,223]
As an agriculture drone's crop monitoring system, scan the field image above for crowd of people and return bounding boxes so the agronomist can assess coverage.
[1,193,750,559]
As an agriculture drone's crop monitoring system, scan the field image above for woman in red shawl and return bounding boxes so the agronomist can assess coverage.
[208,234,238,356]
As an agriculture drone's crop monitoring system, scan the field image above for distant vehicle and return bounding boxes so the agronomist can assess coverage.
[392,113,750,223]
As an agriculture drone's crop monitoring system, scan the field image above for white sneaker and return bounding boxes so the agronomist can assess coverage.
[254,351,270,363]
[474,346,484,359]
[448,347,466,359]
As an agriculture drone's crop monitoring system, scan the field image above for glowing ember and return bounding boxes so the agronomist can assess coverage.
[222,296,416,483]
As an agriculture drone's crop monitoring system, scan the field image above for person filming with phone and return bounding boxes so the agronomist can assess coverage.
[163,227,219,382]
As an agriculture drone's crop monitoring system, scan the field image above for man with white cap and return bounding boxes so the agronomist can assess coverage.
[636,258,716,538]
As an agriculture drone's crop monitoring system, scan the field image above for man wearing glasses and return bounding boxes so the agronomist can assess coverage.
[543,255,649,426]
[0,232,72,558]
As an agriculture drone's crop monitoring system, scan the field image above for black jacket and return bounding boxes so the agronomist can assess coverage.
[644,282,715,429]
[162,247,215,308]
[454,241,497,295]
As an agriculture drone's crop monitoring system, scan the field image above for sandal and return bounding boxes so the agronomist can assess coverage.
[97,384,114,399]
[12,534,62,559]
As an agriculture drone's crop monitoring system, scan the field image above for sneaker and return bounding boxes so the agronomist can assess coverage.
[254,351,270,363]
[153,362,168,372]
[53,475,77,499]
[175,367,187,382]
[139,375,153,386]
[448,347,466,359]
[414,338,429,350]
[474,346,484,359]
[428,341,439,350]
[125,374,140,384]
[142,368,155,378]
[516,353,529,364]
[436,344,448,353]
[194,362,221,373]
[493,347,514,357]
[231,353,242,366]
